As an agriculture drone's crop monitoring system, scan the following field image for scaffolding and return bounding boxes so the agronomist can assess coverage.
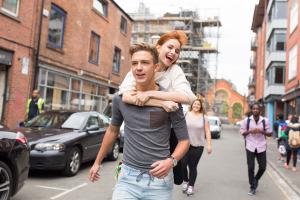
[129,3,221,98]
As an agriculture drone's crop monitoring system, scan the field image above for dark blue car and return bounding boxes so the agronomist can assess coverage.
[0,125,30,200]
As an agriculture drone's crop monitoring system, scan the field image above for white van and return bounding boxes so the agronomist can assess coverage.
[207,116,222,139]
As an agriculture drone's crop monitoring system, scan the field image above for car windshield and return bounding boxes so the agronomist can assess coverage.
[208,119,218,125]
[26,112,72,128]
[61,113,86,130]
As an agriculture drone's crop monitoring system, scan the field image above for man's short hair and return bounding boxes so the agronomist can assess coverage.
[129,43,159,64]
[251,102,261,110]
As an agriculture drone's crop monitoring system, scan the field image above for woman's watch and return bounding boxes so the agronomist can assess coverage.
[168,155,178,167]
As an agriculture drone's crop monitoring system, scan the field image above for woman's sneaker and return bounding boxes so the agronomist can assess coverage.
[182,182,188,193]
[186,186,194,196]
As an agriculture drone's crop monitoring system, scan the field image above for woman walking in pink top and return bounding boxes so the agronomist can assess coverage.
[181,98,212,196]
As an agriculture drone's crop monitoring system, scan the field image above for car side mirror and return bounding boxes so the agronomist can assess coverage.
[86,125,99,132]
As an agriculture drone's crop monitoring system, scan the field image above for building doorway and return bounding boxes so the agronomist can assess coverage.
[0,65,7,122]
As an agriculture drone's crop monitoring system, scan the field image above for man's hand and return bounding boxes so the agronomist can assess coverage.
[135,91,150,106]
[249,129,258,134]
[149,159,173,178]
[207,144,212,154]
[162,101,179,112]
[89,164,101,182]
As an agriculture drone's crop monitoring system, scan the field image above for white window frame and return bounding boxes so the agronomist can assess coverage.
[288,45,298,80]
[1,0,20,17]
[289,0,298,34]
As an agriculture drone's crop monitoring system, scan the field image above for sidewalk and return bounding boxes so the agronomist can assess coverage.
[267,138,300,197]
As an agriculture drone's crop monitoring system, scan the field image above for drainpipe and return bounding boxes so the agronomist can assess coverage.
[32,0,45,90]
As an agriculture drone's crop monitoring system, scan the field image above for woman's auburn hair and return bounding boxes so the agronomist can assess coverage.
[189,98,206,114]
[156,30,188,47]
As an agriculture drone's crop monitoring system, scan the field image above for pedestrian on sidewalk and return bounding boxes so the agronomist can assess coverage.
[181,98,212,196]
[273,113,287,161]
[240,102,272,196]
[25,89,45,121]
[89,44,190,200]
[284,115,300,172]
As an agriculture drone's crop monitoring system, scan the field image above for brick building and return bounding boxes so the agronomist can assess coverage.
[283,0,300,116]
[0,0,39,128]
[206,79,248,124]
[250,0,288,125]
[250,0,300,123]
[0,0,133,128]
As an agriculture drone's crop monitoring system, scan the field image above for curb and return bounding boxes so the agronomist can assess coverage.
[268,159,300,198]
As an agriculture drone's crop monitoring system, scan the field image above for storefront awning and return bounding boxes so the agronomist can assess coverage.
[281,88,300,101]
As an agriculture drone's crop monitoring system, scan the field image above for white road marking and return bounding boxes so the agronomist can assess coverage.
[35,185,67,191]
[50,183,88,200]
[267,164,300,200]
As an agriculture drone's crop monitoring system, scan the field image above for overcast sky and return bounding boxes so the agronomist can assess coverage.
[115,0,259,95]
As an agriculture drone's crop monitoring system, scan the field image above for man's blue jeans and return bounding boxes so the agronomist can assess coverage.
[112,164,174,200]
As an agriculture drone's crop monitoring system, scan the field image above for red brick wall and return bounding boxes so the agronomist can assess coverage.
[286,0,300,91]
[39,0,132,86]
[0,0,39,128]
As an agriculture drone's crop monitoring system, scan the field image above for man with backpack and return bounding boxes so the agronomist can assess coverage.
[284,115,300,172]
[240,103,272,196]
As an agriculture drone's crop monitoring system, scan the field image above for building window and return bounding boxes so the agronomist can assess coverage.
[93,0,108,17]
[145,22,150,32]
[268,1,288,23]
[48,4,66,49]
[1,0,19,17]
[266,64,285,85]
[144,34,150,43]
[266,30,286,53]
[274,67,284,84]
[132,34,138,44]
[120,16,127,34]
[112,47,121,73]
[133,24,139,32]
[290,0,298,34]
[39,69,109,112]
[288,45,297,80]
[89,32,100,64]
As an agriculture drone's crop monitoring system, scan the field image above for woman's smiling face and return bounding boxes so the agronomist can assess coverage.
[157,39,181,68]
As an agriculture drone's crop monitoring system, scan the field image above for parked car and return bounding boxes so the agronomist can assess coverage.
[207,116,222,139]
[17,110,119,176]
[0,125,30,200]
[235,120,244,126]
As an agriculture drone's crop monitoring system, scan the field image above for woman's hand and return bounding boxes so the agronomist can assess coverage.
[207,144,212,154]
[135,91,151,106]
[162,101,179,112]
[122,91,137,104]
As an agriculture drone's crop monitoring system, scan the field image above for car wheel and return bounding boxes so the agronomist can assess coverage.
[107,142,119,161]
[0,161,13,200]
[62,147,81,177]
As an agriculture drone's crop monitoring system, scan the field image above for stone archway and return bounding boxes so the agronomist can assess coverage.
[214,89,229,117]
[232,102,243,119]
